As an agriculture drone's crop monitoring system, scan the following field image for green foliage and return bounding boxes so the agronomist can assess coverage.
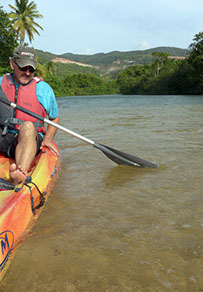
[44,75,71,97]
[0,66,13,75]
[7,0,43,45]
[116,65,156,94]
[151,52,170,77]
[34,56,46,78]
[188,32,203,54]
[45,74,118,97]
[54,63,100,78]
[45,61,56,76]
[162,61,195,95]
[187,32,203,93]
[116,34,203,96]
[0,6,19,67]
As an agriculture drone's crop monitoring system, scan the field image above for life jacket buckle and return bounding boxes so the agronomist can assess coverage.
[2,119,9,136]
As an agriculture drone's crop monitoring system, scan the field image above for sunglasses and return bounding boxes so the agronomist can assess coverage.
[13,61,36,73]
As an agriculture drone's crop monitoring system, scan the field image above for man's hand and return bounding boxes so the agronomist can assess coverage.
[40,138,59,156]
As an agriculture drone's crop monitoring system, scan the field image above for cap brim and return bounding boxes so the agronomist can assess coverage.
[15,59,37,70]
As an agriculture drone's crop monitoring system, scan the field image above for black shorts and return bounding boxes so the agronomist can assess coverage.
[0,128,43,158]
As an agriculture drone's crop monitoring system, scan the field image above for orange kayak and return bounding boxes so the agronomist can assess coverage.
[0,142,60,280]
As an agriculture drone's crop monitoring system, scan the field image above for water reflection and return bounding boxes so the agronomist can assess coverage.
[104,166,156,188]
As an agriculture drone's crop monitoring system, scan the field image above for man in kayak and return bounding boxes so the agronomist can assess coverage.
[0,46,59,185]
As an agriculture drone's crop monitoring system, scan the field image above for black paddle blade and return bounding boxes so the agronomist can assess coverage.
[93,143,157,168]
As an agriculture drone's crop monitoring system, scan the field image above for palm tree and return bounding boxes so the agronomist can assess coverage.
[8,0,43,45]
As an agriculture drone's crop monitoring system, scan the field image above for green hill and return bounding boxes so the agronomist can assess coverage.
[36,47,189,78]
[59,47,189,66]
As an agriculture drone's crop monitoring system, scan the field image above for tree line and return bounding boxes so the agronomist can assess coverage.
[116,44,203,95]
[0,3,202,96]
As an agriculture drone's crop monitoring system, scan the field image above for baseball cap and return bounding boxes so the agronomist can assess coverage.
[12,46,38,70]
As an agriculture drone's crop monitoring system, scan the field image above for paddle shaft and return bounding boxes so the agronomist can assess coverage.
[7,101,95,145]
[0,91,157,168]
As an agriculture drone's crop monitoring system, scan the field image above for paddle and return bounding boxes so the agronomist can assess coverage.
[0,89,157,168]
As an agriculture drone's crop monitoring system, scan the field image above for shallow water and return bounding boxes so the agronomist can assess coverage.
[1,95,202,291]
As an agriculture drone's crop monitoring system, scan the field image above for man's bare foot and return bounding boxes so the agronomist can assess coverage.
[9,163,27,185]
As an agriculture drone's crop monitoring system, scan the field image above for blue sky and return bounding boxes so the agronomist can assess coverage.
[1,0,203,55]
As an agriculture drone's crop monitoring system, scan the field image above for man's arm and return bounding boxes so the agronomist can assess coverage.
[36,81,59,155]
[40,116,60,155]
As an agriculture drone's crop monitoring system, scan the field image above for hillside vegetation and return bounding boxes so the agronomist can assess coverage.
[53,62,100,78]
[37,47,189,65]
[58,47,189,65]
[36,47,189,78]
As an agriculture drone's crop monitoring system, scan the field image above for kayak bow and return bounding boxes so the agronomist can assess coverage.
[0,143,60,280]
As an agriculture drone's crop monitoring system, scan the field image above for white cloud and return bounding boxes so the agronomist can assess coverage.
[135,41,152,50]
[83,48,96,55]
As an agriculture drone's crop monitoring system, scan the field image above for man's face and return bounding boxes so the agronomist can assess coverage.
[10,60,35,85]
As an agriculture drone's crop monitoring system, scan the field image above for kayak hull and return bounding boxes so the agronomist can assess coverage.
[0,143,60,280]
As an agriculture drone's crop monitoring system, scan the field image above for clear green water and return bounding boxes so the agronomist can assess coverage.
[1,95,202,291]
